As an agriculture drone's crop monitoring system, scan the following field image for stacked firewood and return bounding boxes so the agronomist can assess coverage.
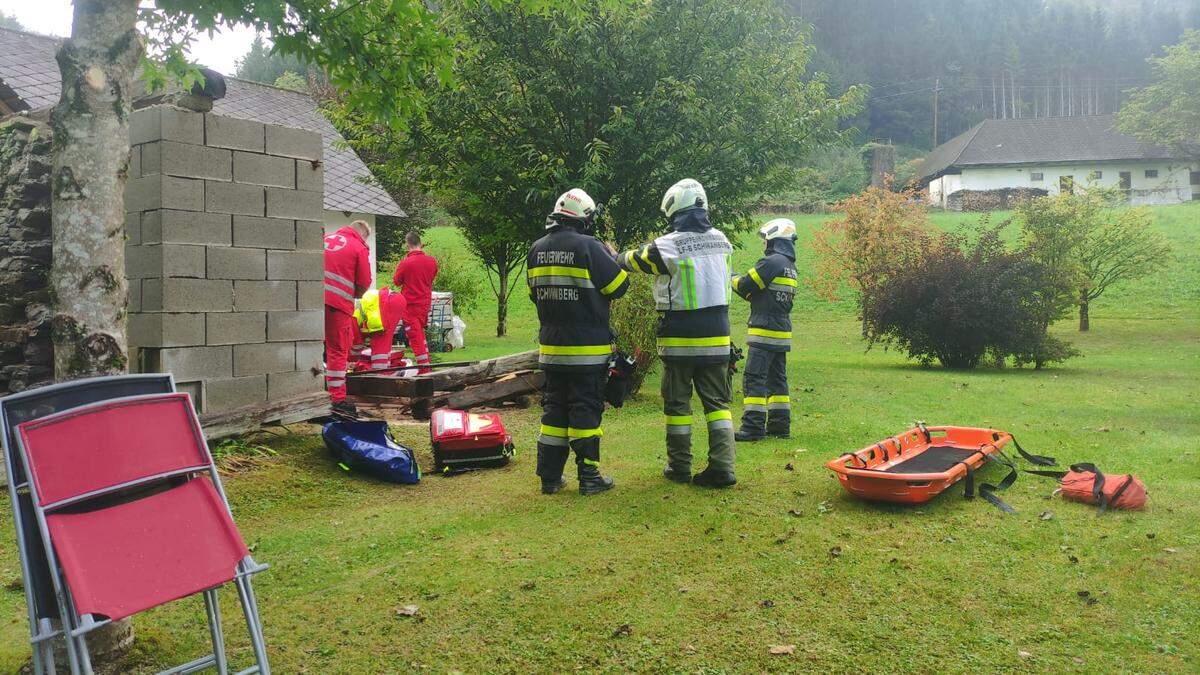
[346,350,543,419]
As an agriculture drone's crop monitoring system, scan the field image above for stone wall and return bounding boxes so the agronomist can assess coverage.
[124,105,325,413]
[0,117,53,395]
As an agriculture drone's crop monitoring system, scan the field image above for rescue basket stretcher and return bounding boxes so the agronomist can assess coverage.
[825,424,1054,510]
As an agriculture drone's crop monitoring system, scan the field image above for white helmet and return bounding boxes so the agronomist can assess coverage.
[759,218,797,241]
[660,178,707,219]
[547,188,597,228]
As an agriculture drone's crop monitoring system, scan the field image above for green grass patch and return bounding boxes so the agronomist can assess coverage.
[1,204,1197,672]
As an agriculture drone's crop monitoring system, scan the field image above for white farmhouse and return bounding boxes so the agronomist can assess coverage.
[918,115,1198,209]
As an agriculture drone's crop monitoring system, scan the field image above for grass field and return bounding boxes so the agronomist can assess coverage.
[1,204,1197,673]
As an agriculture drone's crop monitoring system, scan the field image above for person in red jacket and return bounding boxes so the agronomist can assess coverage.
[391,230,439,374]
[351,287,408,371]
[323,220,373,415]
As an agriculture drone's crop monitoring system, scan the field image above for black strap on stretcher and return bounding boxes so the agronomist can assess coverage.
[957,434,1058,514]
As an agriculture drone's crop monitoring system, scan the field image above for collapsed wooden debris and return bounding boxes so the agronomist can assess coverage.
[200,391,331,440]
[346,349,543,418]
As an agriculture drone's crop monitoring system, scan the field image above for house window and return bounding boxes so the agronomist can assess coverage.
[1030,172,1044,182]
[1089,170,1102,180]
[1190,170,1199,186]
[1145,169,1159,179]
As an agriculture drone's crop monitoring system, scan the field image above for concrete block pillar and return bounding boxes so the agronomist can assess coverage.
[125,105,326,413]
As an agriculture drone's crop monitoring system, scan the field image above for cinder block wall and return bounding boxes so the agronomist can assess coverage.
[124,106,326,413]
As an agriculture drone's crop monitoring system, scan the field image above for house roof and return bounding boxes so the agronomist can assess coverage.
[916,114,1185,182]
[0,27,61,111]
[0,27,403,218]
[213,78,403,217]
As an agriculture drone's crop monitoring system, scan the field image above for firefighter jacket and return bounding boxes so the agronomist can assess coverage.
[618,208,733,365]
[733,237,798,352]
[323,226,372,314]
[527,224,630,371]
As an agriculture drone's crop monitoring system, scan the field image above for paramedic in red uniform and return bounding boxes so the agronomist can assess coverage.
[323,219,373,416]
[352,287,408,371]
[391,231,439,374]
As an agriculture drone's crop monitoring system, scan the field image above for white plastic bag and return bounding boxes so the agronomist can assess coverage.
[449,315,467,349]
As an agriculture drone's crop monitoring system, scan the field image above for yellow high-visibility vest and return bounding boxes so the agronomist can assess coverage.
[353,289,385,333]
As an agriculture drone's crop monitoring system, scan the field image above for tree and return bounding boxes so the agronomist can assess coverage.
[235,35,307,84]
[354,0,861,335]
[0,11,25,30]
[49,0,600,658]
[273,71,308,92]
[1014,191,1172,331]
[864,226,1078,369]
[810,187,938,335]
[1118,29,1200,153]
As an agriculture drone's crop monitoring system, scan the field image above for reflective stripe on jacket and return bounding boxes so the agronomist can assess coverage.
[733,238,797,352]
[527,225,629,371]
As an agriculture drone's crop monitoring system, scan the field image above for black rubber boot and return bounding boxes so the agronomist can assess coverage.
[578,462,614,495]
[767,429,790,439]
[663,465,691,484]
[536,445,569,495]
[734,429,765,442]
[692,467,737,489]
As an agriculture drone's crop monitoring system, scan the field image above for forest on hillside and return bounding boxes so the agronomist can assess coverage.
[784,0,1200,149]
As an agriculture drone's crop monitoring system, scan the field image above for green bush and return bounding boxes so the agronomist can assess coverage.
[865,227,1077,369]
[610,274,659,393]
[430,252,484,316]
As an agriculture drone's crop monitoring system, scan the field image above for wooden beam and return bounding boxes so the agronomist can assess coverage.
[421,370,544,413]
[200,391,330,440]
[348,349,539,397]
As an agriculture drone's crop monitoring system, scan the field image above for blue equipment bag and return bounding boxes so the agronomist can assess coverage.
[322,420,421,484]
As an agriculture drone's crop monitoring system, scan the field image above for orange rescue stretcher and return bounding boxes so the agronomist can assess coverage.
[826,423,1055,512]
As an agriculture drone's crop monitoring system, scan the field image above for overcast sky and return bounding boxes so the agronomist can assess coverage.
[0,0,258,75]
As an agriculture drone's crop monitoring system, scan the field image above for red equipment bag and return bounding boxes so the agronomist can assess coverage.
[1030,463,1147,512]
[429,408,514,474]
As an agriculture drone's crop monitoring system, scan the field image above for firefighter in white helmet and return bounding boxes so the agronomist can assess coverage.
[527,188,630,495]
[618,179,738,488]
[732,218,798,441]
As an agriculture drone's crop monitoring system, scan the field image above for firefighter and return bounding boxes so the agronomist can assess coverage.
[732,218,798,441]
[352,286,408,372]
[323,219,373,416]
[528,188,630,495]
[392,231,439,374]
[618,179,737,488]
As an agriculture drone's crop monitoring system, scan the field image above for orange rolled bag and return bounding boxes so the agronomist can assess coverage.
[1030,463,1147,512]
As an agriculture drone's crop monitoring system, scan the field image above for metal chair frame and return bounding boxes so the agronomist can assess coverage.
[2,374,175,674]
[9,384,271,675]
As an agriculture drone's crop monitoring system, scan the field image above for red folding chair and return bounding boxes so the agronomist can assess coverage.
[14,393,271,675]
[1,373,176,675]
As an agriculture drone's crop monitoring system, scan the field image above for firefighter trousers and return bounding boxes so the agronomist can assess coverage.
[662,361,735,475]
[739,346,790,436]
[536,369,606,479]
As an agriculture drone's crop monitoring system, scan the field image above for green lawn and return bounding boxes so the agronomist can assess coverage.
[2,204,1198,673]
